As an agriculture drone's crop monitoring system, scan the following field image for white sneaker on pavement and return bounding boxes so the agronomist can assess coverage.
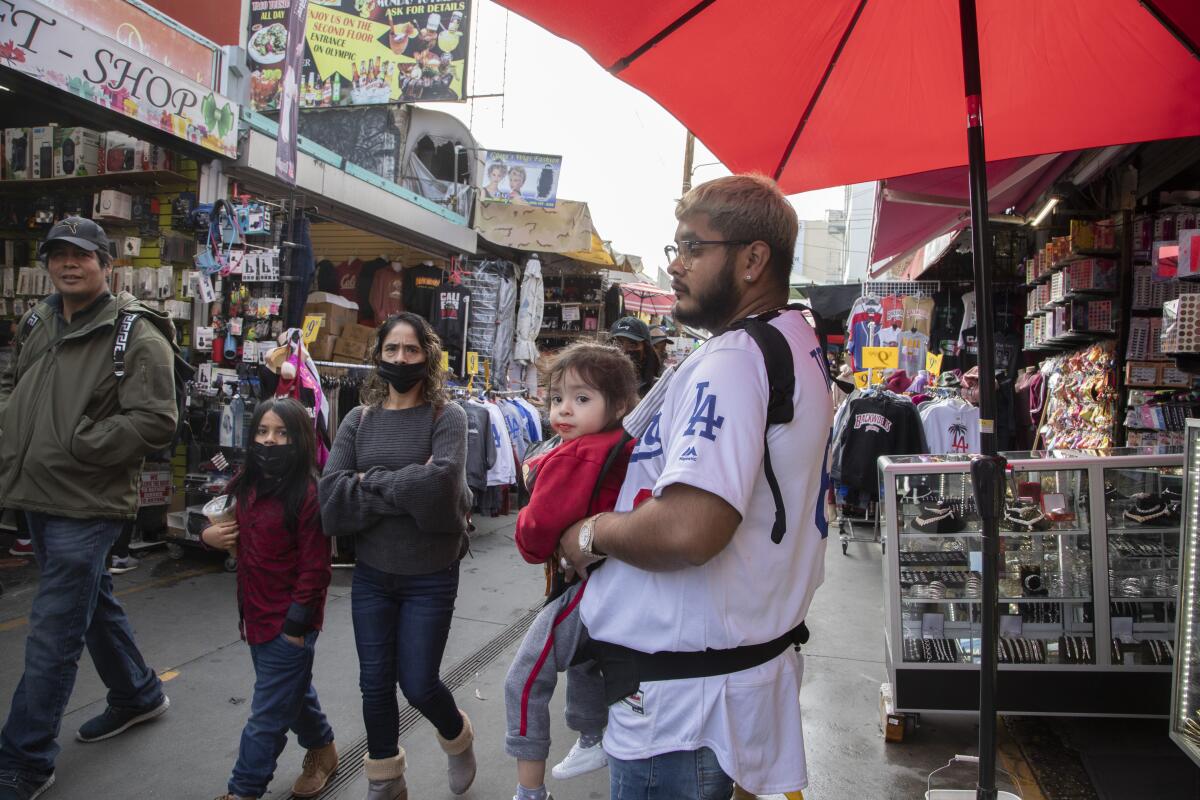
[110,555,140,574]
[550,739,607,780]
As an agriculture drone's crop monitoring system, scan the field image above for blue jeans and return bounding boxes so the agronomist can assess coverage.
[228,631,333,798]
[0,514,163,777]
[610,747,734,800]
[352,560,463,758]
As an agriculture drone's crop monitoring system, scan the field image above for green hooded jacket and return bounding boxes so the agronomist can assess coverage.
[0,291,178,520]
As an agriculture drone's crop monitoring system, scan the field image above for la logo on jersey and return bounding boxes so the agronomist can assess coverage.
[684,381,724,441]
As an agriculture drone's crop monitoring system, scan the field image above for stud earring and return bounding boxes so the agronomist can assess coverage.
[744,275,752,282]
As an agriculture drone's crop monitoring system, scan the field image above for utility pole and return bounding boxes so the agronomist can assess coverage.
[681,130,695,195]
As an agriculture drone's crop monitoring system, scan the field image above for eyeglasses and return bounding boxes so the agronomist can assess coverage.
[663,239,752,269]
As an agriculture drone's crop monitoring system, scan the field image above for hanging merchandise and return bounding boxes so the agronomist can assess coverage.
[831,387,926,501]
[1038,342,1116,450]
[265,331,332,465]
[902,294,935,337]
[920,393,981,455]
[898,327,929,377]
[846,293,882,371]
[514,255,544,364]
[368,261,406,325]
[432,280,472,376]
[404,260,445,320]
[284,214,315,328]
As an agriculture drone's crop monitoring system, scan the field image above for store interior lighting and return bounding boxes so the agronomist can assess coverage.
[1029,196,1060,227]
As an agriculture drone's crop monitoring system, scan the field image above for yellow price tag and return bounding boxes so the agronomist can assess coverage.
[466,351,479,375]
[301,315,323,345]
[925,351,943,376]
[854,371,871,390]
[440,351,450,372]
[860,346,899,370]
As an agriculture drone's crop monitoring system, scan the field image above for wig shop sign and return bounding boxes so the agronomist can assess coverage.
[0,0,239,158]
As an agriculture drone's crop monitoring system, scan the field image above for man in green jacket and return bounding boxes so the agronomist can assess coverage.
[0,218,177,800]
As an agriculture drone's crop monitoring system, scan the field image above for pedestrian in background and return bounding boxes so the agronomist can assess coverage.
[609,316,661,396]
[560,175,830,799]
[204,397,337,800]
[320,312,475,800]
[0,218,177,800]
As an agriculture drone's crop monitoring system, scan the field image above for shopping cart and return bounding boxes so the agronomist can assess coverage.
[833,485,880,555]
[927,755,1022,799]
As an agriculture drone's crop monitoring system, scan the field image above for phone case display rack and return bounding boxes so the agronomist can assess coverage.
[881,448,1183,717]
[538,267,607,347]
[1170,420,1200,766]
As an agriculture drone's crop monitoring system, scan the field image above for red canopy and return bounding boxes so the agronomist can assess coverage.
[494,0,1200,194]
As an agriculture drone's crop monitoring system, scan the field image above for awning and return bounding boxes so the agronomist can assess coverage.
[869,152,1079,278]
[475,197,600,254]
[621,282,675,315]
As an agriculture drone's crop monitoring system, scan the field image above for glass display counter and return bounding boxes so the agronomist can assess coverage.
[1170,423,1200,766]
[881,448,1181,716]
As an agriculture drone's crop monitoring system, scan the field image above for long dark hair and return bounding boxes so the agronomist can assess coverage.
[224,397,318,531]
[360,312,447,409]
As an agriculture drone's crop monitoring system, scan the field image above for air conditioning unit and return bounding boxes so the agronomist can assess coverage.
[826,208,846,234]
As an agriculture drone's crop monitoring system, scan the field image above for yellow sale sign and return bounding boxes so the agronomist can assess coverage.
[926,351,944,376]
[860,346,899,370]
[466,351,479,375]
[301,315,323,345]
[853,371,884,390]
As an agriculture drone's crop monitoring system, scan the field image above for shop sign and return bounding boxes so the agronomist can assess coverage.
[247,0,471,112]
[481,149,562,209]
[41,0,217,86]
[859,346,898,370]
[0,0,240,158]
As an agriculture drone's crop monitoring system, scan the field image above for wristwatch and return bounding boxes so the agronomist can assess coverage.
[580,513,606,558]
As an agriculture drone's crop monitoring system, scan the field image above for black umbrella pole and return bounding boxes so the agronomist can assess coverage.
[959,0,1000,797]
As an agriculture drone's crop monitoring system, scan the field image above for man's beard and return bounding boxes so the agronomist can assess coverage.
[673,251,741,331]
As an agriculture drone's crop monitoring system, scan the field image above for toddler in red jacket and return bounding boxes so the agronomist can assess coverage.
[201,398,336,800]
[506,343,639,800]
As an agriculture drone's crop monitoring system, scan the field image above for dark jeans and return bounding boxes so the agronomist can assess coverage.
[228,631,333,798]
[352,560,463,758]
[0,514,163,778]
[609,747,733,800]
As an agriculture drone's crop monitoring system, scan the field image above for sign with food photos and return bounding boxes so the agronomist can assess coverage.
[247,0,472,112]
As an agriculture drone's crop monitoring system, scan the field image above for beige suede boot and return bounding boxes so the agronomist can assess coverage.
[363,750,407,800]
[435,710,476,795]
[292,740,338,797]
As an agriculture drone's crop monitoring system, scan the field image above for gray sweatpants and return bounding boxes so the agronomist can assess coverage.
[504,580,607,761]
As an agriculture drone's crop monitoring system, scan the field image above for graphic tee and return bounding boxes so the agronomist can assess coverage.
[902,296,935,337]
[403,264,444,320]
[335,259,362,304]
[581,310,831,795]
[920,400,982,455]
[881,295,905,329]
[431,283,472,376]
[898,330,929,377]
[369,268,405,325]
[878,326,901,348]
[846,296,883,371]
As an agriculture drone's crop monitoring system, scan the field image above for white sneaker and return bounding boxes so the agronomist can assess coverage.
[551,739,607,779]
[110,555,140,574]
[512,795,554,800]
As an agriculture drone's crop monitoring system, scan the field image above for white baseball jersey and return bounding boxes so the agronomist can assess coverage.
[580,310,831,795]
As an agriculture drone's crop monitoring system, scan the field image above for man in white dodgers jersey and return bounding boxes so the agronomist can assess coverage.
[559,175,832,798]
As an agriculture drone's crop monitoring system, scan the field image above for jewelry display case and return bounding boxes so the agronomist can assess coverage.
[1170,422,1200,766]
[881,448,1182,716]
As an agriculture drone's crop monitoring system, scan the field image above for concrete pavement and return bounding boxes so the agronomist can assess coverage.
[0,515,992,799]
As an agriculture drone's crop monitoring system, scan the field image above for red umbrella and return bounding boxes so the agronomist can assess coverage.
[621,281,676,316]
[493,2,1200,795]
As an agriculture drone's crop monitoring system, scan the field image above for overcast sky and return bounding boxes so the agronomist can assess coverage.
[424,1,845,281]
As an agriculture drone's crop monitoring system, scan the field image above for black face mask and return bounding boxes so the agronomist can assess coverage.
[250,442,297,479]
[378,360,425,394]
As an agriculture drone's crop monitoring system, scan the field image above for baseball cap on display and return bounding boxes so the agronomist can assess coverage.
[39,217,110,258]
[610,316,651,342]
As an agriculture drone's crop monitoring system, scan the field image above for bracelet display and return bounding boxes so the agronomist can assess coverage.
[1058,635,1095,664]
[904,637,962,663]
[997,637,1047,664]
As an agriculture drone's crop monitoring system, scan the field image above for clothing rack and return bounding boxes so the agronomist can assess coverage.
[312,360,374,370]
[862,280,941,297]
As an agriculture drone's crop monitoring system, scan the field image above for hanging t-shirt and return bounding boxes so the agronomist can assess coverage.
[902,296,935,337]
[878,326,901,348]
[512,396,543,443]
[881,295,905,329]
[335,259,362,304]
[369,267,405,325]
[958,325,980,372]
[403,264,444,320]
[432,282,472,375]
[316,259,339,293]
[994,331,1021,379]
[920,400,982,455]
[847,296,883,371]
[898,330,929,377]
[958,291,977,348]
[580,310,830,795]
[478,400,516,487]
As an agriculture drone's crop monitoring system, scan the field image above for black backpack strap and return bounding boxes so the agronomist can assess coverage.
[113,310,139,379]
[586,430,634,517]
[729,312,796,544]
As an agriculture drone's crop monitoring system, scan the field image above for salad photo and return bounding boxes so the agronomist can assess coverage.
[249,23,288,65]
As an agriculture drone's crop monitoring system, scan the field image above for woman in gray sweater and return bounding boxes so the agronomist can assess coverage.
[319,312,475,800]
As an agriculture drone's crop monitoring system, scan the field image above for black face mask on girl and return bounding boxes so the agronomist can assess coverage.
[249,442,297,478]
[378,360,425,394]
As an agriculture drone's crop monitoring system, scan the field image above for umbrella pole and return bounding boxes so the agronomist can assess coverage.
[958,1,1002,798]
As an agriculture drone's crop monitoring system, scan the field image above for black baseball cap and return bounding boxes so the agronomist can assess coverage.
[39,216,110,257]
[611,316,651,342]
[649,325,670,344]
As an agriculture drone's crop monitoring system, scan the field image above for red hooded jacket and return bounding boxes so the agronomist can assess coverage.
[235,482,331,645]
[515,428,635,564]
